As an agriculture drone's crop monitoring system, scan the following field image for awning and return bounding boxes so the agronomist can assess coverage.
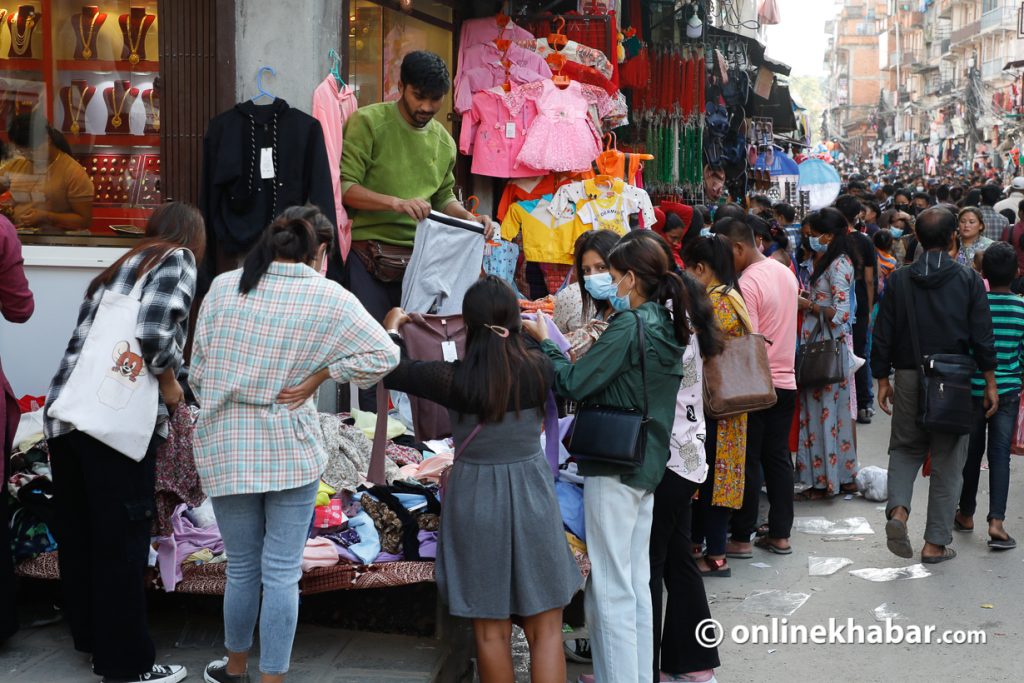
[1004,59,1024,71]
[749,84,798,132]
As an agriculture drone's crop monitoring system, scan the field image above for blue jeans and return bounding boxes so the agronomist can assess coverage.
[211,480,318,675]
[960,393,1020,522]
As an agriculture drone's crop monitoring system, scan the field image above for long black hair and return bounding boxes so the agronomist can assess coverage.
[453,275,550,423]
[239,204,335,294]
[609,231,725,357]
[808,206,860,285]
[8,112,72,155]
[573,229,620,321]
[681,232,740,290]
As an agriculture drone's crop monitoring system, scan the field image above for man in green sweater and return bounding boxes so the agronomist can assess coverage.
[341,50,490,322]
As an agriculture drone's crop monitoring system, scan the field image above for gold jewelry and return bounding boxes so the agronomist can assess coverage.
[65,86,87,134]
[78,10,99,59]
[10,11,37,57]
[108,85,131,128]
[146,90,158,132]
[125,14,146,64]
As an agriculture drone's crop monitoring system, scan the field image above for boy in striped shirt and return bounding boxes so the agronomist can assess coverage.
[956,242,1024,550]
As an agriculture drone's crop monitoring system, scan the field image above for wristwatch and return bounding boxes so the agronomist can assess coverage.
[386,329,402,338]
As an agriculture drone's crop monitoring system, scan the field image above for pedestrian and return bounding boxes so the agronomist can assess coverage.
[955,242,1024,551]
[681,233,751,575]
[912,192,934,214]
[794,208,859,499]
[716,218,800,556]
[956,207,994,268]
[835,195,877,425]
[525,231,687,683]
[993,177,1024,222]
[45,202,205,683]
[773,202,802,263]
[862,200,882,235]
[386,276,582,683]
[192,206,400,683]
[553,230,619,361]
[874,230,898,286]
[893,188,914,215]
[978,184,1010,241]
[1005,199,1024,278]
[872,207,998,564]
[0,213,33,645]
[883,209,915,265]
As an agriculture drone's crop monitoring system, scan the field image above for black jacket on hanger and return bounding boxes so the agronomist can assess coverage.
[199,98,338,276]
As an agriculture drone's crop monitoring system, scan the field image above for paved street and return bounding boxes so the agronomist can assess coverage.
[2,410,1022,681]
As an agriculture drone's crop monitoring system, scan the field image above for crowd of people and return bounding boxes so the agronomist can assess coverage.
[2,49,1023,683]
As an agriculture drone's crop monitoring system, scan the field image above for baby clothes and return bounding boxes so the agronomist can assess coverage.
[460,41,552,80]
[459,16,534,53]
[500,196,578,265]
[549,178,656,228]
[454,62,550,114]
[514,80,605,173]
[527,39,615,81]
[459,90,543,178]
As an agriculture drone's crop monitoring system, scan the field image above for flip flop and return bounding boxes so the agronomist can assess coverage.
[725,548,753,559]
[885,518,914,559]
[953,518,974,533]
[754,536,793,555]
[988,535,1017,550]
[921,547,957,564]
[698,557,732,578]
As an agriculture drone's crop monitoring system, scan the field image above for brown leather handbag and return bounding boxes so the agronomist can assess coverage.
[702,331,777,419]
[350,240,413,283]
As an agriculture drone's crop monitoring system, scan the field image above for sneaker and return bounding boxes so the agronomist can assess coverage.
[205,658,250,682]
[661,671,718,683]
[857,408,872,424]
[564,637,593,663]
[102,664,188,683]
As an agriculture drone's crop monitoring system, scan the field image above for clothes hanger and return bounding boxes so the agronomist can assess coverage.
[548,16,568,51]
[495,1,510,28]
[328,49,345,88]
[252,66,277,103]
[548,53,571,88]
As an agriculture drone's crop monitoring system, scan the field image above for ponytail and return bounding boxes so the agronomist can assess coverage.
[239,217,317,294]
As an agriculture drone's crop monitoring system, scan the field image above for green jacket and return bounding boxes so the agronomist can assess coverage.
[543,302,684,492]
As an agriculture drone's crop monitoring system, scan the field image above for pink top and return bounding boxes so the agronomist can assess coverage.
[459,90,544,178]
[459,42,552,81]
[311,75,359,260]
[454,62,549,114]
[458,16,535,52]
[739,257,799,390]
[513,80,607,173]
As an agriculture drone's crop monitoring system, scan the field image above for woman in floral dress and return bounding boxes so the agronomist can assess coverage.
[796,208,859,499]
[682,235,751,577]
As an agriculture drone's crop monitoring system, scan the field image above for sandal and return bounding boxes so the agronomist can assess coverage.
[839,483,858,494]
[699,557,732,578]
[725,541,753,559]
[921,547,957,564]
[953,514,974,532]
[988,534,1017,550]
[754,536,793,554]
[885,517,914,559]
[795,488,828,501]
[755,524,769,537]
[691,544,705,560]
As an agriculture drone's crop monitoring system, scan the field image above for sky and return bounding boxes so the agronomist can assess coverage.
[763,0,837,78]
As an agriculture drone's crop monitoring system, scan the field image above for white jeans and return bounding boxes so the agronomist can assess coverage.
[584,475,655,683]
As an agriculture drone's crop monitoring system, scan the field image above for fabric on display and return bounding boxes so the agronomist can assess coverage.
[157,504,224,592]
[311,75,359,261]
[401,212,486,316]
[153,405,205,537]
[549,177,656,229]
[512,80,609,173]
[460,41,553,78]
[483,239,522,293]
[454,62,551,114]
[459,90,544,179]
[458,16,535,56]
[398,314,468,441]
[318,413,400,491]
[527,38,615,82]
[500,196,578,265]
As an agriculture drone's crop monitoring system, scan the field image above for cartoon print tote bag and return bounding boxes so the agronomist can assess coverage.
[49,251,180,461]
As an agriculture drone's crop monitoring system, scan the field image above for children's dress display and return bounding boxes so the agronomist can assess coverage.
[515,80,605,173]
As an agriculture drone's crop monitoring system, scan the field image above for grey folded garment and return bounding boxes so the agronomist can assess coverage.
[318,413,399,491]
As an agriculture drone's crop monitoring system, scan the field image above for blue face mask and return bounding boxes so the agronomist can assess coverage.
[700,227,712,237]
[584,272,616,301]
[889,227,904,239]
[809,236,830,253]
[608,274,634,312]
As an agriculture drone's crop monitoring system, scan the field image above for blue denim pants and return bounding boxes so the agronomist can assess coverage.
[211,479,318,675]
[960,392,1020,522]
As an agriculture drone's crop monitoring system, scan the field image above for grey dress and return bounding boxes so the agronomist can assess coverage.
[385,338,583,619]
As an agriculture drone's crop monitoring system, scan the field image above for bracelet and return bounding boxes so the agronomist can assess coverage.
[386,329,402,337]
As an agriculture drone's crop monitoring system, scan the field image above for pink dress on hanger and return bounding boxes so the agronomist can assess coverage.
[311,75,359,260]
[514,80,603,173]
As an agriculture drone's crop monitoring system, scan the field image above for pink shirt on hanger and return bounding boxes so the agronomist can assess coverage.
[459,42,552,80]
[458,16,535,52]
[454,62,549,114]
[459,90,543,179]
[312,75,359,260]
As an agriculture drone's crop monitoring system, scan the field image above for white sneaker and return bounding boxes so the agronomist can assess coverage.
[102,664,188,683]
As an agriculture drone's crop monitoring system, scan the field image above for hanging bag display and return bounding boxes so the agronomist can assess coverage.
[702,313,776,418]
[568,312,649,467]
[795,310,847,389]
[902,278,977,435]
[48,249,184,461]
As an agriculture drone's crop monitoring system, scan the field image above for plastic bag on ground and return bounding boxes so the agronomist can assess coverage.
[855,465,888,501]
[793,516,874,535]
[740,590,811,616]
[850,564,932,582]
[808,556,853,576]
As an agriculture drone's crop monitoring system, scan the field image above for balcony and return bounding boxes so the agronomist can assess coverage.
[937,0,954,19]
[982,59,1008,79]
[950,20,981,46]
[980,4,1017,33]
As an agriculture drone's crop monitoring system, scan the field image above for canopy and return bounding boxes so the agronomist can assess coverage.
[754,150,800,175]
[798,159,842,210]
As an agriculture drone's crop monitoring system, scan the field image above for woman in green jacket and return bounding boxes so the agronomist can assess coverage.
[524,231,694,683]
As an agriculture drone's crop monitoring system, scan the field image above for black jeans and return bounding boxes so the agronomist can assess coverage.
[346,252,403,412]
[49,431,159,679]
[960,393,1019,521]
[650,470,720,680]
[731,388,797,541]
[853,302,870,411]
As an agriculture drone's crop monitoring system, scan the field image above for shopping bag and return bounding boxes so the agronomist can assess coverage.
[49,251,180,461]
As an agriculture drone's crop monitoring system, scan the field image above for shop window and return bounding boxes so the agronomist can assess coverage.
[1,0,161,246]
[346,0,454,132]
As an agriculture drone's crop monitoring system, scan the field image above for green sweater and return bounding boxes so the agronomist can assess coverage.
[543,302,684,492]
[341,102,458,247]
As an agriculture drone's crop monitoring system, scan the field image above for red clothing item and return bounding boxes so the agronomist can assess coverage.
[0,215,34,463]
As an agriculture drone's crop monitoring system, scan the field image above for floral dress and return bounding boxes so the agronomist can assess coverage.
[796,255,858,494]
[707,287,747,508]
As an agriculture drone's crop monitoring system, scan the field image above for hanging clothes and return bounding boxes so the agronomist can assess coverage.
[528,38,615,83]
[311,75,359,261]
[500,195,579,265]
[549,177,656,228]
[591,148,653,184]
[401,212,486,316]
[459,89,544,179]
[512,80,609,173]
[460,41,553,80]
[458,15,535,56]
[454,62,551,114]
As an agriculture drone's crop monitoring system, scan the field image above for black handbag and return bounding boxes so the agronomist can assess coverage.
[568,312,649,468]
[903,278,977,434]
[796,310,848,388]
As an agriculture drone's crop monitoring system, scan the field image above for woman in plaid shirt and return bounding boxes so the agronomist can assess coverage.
[191,206,398,683]
[45,202,205,683]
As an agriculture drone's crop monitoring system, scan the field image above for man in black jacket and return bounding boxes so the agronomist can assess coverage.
[871,207,998,564]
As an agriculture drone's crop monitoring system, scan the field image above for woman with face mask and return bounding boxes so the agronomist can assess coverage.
[955,207,993,268]
[552,230,620,361]
[882,209,915,265]
[794,207,861,500]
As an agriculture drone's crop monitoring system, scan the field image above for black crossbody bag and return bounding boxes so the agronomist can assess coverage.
[568,312,649,468]
[902,277,977,435]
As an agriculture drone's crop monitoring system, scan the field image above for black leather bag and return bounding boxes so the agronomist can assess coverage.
[796,311,847,388]
[903,280,977,434]
[568,312,649,468]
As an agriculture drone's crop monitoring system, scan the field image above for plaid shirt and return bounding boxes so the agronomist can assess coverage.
[191,262,399,497]
[44,249,197,441]
[979,205,1010,242]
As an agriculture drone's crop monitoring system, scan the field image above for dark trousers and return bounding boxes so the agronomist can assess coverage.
[731,388,797,541]
[691,419,731,557]
[0,486,16,644]
[853,308,870,411]
[346,252,403,412]
[960,393,1019,522]
[650,470,720,680]
[49,431,158,679]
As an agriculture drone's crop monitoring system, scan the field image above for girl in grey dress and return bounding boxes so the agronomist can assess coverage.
[383,276,583,683]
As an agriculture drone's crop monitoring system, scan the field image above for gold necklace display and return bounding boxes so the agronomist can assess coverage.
[126,16,145,64]
[108,85,130,128]
[78,11,99,59]
[11,11,37,57]
[146,90,159,132]
[66,87,87,134]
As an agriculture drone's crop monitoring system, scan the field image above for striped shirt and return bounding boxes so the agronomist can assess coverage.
[191,262,399,497]
[972,292,1024,397]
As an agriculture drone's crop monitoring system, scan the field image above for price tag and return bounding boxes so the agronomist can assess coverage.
[260,148,275,179]
[505,121,516,138]
[441,341,458,362]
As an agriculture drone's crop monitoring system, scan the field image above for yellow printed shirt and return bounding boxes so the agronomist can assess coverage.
[500,196,578,265]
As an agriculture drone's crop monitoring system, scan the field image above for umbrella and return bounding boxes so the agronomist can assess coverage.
[754,150,800,175]
[798,159,842,210]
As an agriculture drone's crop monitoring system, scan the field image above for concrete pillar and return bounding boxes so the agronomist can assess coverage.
[234,0,344,114]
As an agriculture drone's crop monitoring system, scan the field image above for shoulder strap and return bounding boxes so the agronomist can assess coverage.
[900,274,924,370]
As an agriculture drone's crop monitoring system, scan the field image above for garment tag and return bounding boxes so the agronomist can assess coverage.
[505,121,516,138]
[260,148,274,179]
[441,341,458,362]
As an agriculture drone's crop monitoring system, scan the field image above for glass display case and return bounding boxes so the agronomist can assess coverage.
[0,0,160,247]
